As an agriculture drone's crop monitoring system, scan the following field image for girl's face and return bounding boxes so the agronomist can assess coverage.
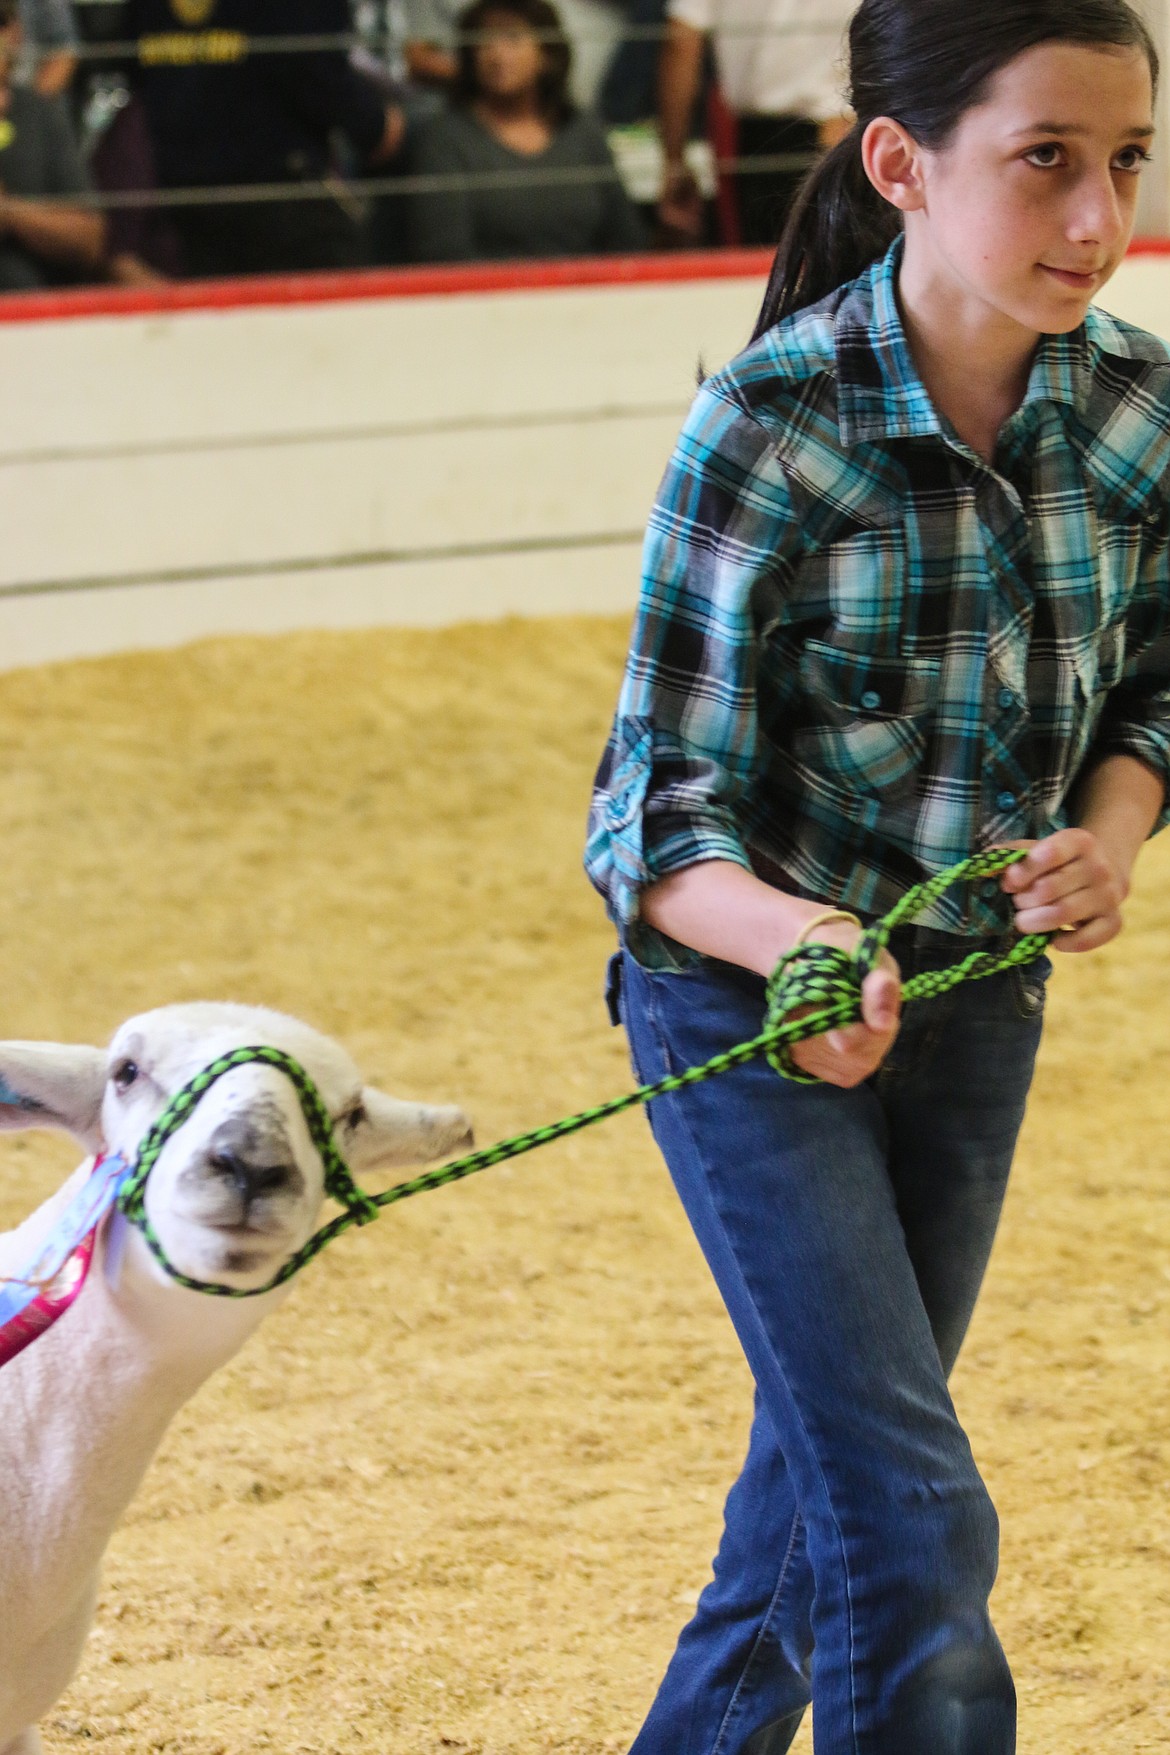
[907,39,1155,335]
[473,11,545,102]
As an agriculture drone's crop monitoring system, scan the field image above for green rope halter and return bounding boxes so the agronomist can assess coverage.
[116,846,1052,1299]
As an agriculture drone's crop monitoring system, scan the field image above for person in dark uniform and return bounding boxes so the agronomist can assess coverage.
[123,0,405,275]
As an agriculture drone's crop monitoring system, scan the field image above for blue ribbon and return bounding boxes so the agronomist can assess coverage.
[0,1152,131,1329]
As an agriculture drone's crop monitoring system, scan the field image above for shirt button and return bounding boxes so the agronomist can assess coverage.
[860,689,882,710]
[996,790,1016,812]
[997,688,1014,709]
[981,878,1000,899]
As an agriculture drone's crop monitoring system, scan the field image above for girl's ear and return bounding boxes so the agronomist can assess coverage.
[0,1042,108,1148]
[861,115,928,214]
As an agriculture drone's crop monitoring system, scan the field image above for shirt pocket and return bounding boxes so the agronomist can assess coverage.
[795,524,911,657]
[791,640,941,799]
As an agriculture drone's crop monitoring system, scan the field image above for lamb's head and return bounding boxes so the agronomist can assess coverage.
[0,1003,473,1294]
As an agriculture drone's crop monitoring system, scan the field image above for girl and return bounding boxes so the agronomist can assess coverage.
[585,2,1170,1751]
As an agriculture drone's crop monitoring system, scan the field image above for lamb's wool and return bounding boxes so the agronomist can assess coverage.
[0,1004,468,1753]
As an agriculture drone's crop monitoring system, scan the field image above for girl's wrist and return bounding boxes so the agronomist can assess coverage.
[791,907,863,950]
[640,864,868,978]
[1073,755,1163,861]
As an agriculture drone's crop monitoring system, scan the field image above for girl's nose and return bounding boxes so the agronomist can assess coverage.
[1067,172,1128,251]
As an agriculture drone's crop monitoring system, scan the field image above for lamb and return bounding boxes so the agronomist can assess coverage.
[0,1001,472,1755]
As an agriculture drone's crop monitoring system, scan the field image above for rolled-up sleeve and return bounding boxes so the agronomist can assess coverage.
[1088,525,1170,832]
[584,378,800,962]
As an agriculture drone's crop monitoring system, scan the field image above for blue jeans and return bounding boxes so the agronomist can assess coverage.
[611,930,1050,1755]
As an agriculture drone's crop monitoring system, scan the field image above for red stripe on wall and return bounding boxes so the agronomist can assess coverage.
[0,249,776,325]
[0,240,1166,326]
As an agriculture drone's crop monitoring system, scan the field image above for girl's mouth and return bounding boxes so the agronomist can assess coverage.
[1041,265,1102,289]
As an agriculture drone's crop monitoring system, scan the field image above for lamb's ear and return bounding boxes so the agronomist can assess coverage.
[0,1042,108,1149]
[341,1087,473,1173]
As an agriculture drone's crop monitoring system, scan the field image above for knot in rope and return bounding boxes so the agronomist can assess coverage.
[762,846,1054,1083]
[764,932,882,1084]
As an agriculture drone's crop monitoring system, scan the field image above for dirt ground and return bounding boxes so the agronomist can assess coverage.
[0,615,1168,1755]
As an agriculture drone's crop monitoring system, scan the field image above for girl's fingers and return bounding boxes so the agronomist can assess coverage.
[788,947,901,1085]
[1049,912,1122,953]
[1006,852,1110,908]
[1000,829,1093,892]
[791,985,899,1084]
[1010,878,1099,933]
[861,968,901,1032]
[1006,867,1079,908]
[1012,865,1126,932]
[997,839,1039,890]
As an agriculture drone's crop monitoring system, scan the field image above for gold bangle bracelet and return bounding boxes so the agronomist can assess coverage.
[792,908,864,949]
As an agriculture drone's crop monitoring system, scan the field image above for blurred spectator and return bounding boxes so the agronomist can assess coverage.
[409,0,644,262]
[349,0,406,89]
[598,0,664,125]
[16,0,76,97]
[348,0,489,132]
[403,0,462,92]
[123,0,406,276]
[88,89,180,283]
[357,0,619,121]
[657,0,852,244]
[0,0,103,289]
[349,0,459,104]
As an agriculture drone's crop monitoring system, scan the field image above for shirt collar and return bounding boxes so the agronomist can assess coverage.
[835,236,1091,449]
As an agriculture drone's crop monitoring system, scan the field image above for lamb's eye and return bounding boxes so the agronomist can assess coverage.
[344,1103,367,1130]
[112,1059,140,1092]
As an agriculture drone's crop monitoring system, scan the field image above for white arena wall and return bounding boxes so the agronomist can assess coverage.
[1,247,1169,672]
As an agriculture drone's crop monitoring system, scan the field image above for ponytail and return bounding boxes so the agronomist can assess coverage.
[750,0,1159,340]
[751,125,898,340]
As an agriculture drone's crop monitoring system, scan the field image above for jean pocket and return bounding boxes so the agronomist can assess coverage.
[1010,953,1052,1019]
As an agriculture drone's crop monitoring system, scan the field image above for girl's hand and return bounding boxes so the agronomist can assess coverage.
[788,918,902,1088]
[999,828,1128,951]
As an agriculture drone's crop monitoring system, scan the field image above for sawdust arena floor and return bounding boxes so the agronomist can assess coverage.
[1,615,1169,1755]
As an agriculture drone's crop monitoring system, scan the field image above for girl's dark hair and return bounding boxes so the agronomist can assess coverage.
[753,0,1160,338]
[452,0,575,125]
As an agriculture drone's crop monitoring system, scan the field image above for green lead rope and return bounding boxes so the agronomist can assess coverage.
[117,846,1053,1299]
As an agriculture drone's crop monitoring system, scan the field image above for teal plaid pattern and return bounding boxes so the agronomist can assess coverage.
[586,239,1170,969]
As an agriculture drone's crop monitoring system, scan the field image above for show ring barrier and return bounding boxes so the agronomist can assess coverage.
[2,245,1170,671]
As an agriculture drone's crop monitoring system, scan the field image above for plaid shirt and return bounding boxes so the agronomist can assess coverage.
[585,239,1170,969]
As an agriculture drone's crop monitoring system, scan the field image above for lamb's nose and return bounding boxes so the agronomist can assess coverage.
[210,1151,294,1204]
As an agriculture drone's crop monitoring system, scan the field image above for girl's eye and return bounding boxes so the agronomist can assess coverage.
[1114,146,1153,174]
[1024,143,1063,168]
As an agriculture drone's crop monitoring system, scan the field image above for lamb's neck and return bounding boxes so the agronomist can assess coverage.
[0,1219,273,1632]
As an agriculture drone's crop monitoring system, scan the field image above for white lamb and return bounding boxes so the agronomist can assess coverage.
[0,1001,472,1755]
